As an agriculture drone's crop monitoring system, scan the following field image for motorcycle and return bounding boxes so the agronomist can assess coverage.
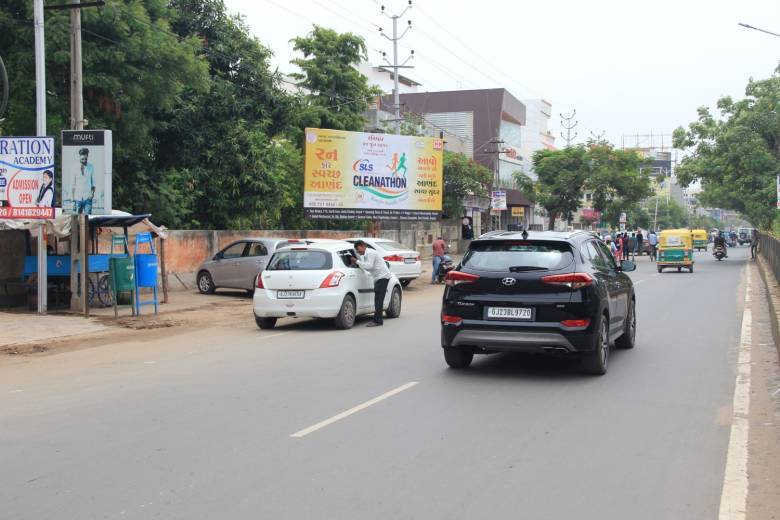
[436,255,455,283]
[713,244,726,261]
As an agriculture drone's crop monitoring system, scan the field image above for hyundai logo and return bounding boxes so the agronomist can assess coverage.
[501,278,516,286]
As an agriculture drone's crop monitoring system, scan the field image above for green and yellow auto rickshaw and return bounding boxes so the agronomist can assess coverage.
[691,229,708,252]
[657,229,694,273]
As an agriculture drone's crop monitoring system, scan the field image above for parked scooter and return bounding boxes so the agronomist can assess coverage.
[713,244,726,261]
[436,255,455,283]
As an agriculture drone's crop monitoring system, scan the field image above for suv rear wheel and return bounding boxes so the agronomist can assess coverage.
[443,348,473,369]
[581,313,609,375]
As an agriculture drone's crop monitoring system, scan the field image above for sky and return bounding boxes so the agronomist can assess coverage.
[223,0,779,148]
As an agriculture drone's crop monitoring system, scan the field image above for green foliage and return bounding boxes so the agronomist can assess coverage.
[290,26,380,132]
[515,143,651,230]
[674,71,780,230]
[441,151,492,218]
[644,196,688,230]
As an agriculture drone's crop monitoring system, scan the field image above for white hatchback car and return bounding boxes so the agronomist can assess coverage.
[253,241,403,330]
[345,238,422,286]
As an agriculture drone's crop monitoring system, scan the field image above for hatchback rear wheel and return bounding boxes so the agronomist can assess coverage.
[334,295,356,329]
[581,313,609,375]
[255,317,277,330]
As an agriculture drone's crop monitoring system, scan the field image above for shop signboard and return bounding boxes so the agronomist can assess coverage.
[303,128,443,220]
[0,136,55,219]
[491,191,507,211]
[511,206,525,218]
[619,211,627,224]
[62,130,113,215]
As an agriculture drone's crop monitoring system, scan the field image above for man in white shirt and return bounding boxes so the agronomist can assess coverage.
[351,240,392,327]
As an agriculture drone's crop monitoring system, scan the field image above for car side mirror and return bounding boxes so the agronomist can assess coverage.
[214,252,223,261]
[620,260,637,272]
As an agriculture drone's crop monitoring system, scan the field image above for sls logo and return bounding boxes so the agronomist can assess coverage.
[352,159,374,172]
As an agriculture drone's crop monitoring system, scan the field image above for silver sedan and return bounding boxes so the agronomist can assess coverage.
[196,238,293,294]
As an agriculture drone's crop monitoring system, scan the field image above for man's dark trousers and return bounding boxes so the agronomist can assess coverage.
[373,278,390,325]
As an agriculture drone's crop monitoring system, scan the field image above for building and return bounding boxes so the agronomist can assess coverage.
[519,99,557,181]
[382,88,536,233]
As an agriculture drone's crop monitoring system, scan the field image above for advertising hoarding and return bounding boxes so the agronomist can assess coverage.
[490,191,507,211]
[62,130,112,215]
[303,128,443,220]
[0,137,55,219]
[511,206,525,218]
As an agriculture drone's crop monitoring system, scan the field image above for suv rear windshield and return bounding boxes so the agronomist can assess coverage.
[462,241,574,271]
[266,250,333,271]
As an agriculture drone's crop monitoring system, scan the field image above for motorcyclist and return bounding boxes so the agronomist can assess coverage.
[713,232,728,258]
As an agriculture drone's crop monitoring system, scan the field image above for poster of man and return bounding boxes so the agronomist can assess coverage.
[61,130,112,215]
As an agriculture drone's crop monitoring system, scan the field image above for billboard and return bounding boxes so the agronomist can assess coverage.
[62,130,112,215]
[0,137,55,219]
[303,128,443,220]
[490,191,507,211]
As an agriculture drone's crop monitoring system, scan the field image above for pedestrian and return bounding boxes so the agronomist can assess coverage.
[431,236,447,283]
[648,229,658,261]
[750,229,759,259]
[613,235,622,260]
[629,233,637,261]
[620,233,629,261]
[351,240,393,327]
[636,230,644,256]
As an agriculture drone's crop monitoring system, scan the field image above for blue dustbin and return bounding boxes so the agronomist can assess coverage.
[134,254,158,288]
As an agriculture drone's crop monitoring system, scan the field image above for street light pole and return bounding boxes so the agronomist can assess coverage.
[33,0,47,315]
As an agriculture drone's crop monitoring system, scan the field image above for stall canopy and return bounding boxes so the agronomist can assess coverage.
[0,209,166,239]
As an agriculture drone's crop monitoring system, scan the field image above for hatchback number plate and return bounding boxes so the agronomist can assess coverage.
[277,290,305,299]
[486,307,532,320]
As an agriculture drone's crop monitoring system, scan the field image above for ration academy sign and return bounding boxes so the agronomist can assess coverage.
[0,137,56,219]
[303,128,444,221]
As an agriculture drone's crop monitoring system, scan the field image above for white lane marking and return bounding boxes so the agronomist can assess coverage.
[633,279,646,286]
[143,361,156,365]
[719,266,752,520]
[771,387,780,398]
[290,382,419,438]
[262,331,293,340]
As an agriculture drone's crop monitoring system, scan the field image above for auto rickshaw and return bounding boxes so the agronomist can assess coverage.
[691,229,708,251]
[657,228,694,273]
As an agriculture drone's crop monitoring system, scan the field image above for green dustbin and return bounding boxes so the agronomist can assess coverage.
[109,257,136,316]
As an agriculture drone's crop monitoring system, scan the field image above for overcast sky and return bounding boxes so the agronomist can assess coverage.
[223,0,779,147]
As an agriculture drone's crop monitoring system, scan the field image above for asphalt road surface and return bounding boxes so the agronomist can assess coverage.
[0,247,758,519]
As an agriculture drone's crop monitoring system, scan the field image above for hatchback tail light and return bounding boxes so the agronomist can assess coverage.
[542,273,593,289]
[256,274,265,289]
[415,255,420,261]
[445,271,480,287]
[383,255,405,262]
[319,271,345,288]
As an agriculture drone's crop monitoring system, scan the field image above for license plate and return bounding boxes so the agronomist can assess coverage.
[487,307,533,320]
[404,258,416,264]
[277,290,305,299]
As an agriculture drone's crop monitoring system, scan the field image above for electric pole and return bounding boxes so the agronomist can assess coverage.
[33,0,47,314]
[379,1,414,135]
[589,129,606,142]
[70,0,84,130]
[560,110,578,147]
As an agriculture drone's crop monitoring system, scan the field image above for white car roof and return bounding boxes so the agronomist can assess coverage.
[277,240,355,252]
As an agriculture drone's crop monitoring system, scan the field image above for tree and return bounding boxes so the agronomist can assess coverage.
[442,151,492,218]
[515,146,589,230]
[673,70,780,230]
[290,26,380,132]
[585,143,653,227]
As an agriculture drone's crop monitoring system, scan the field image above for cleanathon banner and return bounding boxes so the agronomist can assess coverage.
[0,137,56,219]
[303,128,444,220]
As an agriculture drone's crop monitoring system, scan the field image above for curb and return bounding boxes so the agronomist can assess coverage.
[756,255,780,359]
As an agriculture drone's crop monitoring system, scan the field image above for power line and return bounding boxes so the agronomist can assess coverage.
[560,110,578,147]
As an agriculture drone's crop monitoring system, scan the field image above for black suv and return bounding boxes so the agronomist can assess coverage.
[440,231,637,375]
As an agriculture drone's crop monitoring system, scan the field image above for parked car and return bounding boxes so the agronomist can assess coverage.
[345,238,421,286]
[253,241,403,330]
[197,238,293,294]
[440,230,637,375]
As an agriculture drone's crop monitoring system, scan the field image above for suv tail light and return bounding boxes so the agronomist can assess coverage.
[383,255,405,262]
[441,314,463,325]
[256,274,265,289]
[319,271,345,288]
[445,271,480,287]
[561,319,591,329]
[542,273,593,289]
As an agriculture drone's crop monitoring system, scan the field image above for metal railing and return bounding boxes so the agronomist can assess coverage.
[759,233,780,282]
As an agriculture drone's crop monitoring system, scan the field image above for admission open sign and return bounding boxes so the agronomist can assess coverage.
[0,137,56,219]
[303,128,443,220]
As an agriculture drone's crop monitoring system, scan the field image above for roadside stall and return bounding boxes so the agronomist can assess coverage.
[0,210,168,314]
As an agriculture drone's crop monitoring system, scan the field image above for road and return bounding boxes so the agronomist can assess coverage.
[0,246,773,519]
